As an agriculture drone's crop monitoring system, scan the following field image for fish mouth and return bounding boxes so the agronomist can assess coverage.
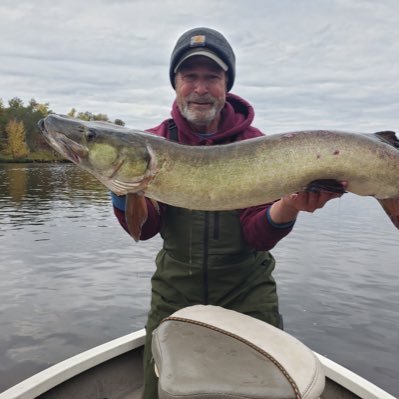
[39,120,123,178]
[44,130,88,164]
[38,118,88,164]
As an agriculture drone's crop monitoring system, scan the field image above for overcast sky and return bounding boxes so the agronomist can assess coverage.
[1,0,398,133]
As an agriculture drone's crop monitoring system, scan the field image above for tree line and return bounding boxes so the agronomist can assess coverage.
[0,97,125,162]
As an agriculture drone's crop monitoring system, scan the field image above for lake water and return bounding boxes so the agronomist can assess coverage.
[0,163,398,396]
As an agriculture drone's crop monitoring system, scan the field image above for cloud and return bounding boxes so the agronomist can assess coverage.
[1,0,398,132]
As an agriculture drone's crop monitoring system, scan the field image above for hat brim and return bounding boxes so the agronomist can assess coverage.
[174,49,228,73]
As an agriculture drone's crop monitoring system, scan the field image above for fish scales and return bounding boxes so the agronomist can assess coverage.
[144,130,399,210]
[38,115,399,229]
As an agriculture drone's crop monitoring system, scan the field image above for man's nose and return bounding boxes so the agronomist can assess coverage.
[193,79,209,95]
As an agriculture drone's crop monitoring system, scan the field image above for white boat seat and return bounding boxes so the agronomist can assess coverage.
[152,305,325,399]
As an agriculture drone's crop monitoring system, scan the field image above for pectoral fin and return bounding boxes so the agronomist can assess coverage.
[125,193,148,242]
[377,198,399,229]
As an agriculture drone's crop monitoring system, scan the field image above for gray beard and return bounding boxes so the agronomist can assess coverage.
[180,103,219,128]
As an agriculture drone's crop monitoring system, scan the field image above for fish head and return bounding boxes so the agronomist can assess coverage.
[38,114,154,195]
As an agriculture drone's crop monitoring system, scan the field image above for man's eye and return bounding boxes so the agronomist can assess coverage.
[183,75,196,82]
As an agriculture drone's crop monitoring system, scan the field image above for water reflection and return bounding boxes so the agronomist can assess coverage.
[0,163,109,233]
[0,163,159,391]
[0,163,398,396]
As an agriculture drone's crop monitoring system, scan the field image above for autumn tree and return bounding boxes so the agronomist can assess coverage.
[8,97,24,109]
[68,108,125,126]
[67,108,76,118]
[76,111,109,121]
[0,98,125,158]
[114,118,125,126]
[5,118,29,158]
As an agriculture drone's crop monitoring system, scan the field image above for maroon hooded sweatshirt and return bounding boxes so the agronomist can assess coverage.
[113,93,294,250]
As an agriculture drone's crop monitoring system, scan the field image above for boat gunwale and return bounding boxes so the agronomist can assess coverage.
[315,352,396,399]
[0,329,146,399]
[0,328,396,399]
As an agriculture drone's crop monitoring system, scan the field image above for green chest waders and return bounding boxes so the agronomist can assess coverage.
[142,206,282,399]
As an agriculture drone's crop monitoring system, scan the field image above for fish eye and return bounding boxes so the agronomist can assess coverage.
[86,129,96,141]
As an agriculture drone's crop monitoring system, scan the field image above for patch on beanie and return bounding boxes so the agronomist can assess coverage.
[190,35,206,47]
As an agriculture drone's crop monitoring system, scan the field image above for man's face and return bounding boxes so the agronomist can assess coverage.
[175,56,227,131]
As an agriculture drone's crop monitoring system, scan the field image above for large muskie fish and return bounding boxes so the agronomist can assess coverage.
[39,114,399,240]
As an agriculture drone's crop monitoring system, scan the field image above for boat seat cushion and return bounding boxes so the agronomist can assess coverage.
[152,305,325,399]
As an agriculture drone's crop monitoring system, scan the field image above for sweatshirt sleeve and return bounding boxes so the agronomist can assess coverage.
[111,192,163,240]
[239,203,295,251]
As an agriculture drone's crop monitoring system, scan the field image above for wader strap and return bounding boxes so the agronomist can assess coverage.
[168,119,178,142]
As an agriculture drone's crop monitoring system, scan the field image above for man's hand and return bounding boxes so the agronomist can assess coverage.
[269,181,347,225]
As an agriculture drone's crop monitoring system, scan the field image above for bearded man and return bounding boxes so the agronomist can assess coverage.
[111,27,344,399]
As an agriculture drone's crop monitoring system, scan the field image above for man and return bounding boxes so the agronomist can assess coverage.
[111,27,344,399]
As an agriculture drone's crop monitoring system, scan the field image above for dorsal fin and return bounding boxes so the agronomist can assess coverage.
[374,131,399,148]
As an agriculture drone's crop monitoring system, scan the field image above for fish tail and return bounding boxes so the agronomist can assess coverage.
[377,198,399,229]
[374,131,399,148]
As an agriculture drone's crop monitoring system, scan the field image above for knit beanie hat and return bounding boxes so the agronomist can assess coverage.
[169,27,236,92]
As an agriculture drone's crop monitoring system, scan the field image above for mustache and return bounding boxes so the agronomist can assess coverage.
[185,94,217,104]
